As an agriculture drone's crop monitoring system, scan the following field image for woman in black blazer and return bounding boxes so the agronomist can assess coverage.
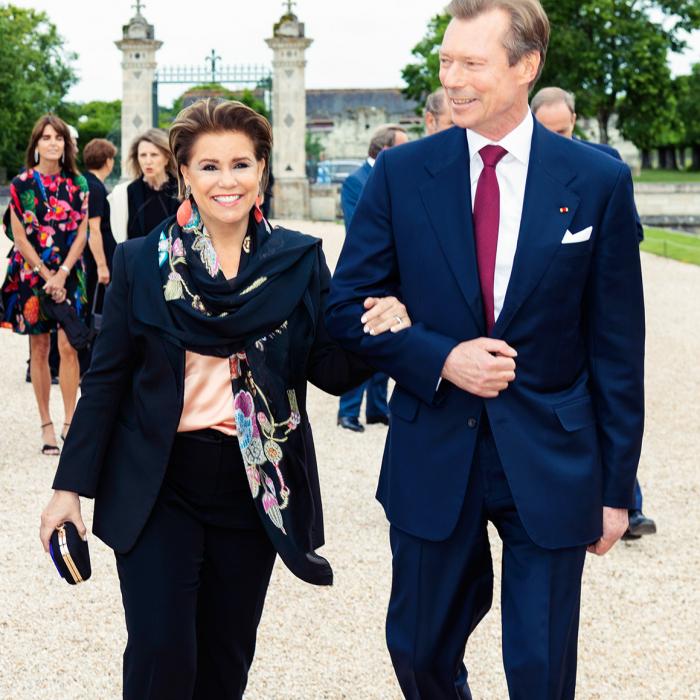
[39,99,411,700]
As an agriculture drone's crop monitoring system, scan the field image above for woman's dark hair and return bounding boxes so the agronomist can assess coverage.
[83,138,118,170]
[169,98,273,199]
[26,114,79,176]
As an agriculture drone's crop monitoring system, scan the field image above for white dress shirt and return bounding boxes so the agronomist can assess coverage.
[466,111,533,321]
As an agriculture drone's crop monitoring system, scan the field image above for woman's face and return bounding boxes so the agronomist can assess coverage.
[137,140,168,179]
[36,124,65,163]
[181,130,265,234]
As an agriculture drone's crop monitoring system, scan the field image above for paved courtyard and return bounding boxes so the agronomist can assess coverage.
[1,221,698,698]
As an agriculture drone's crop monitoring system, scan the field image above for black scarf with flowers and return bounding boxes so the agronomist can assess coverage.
[148,206,332,586]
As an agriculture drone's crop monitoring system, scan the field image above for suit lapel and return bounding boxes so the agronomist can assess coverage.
[492,125,580,338]
[419,128,485,332]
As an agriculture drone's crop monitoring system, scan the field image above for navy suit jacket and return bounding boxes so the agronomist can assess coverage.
[326,120,645,548]
[341,160,372,227]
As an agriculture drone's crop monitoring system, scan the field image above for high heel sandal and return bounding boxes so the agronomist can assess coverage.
[60,422,71,442]
[40,421,60,456]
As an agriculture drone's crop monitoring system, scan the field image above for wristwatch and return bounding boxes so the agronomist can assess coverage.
[32,263,42,274]
[59,264,70,275]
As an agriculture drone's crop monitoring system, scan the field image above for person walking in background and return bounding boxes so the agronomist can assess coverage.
[337,124,408,433]
[1,115,89,454]
[83,138,118,309]
[107,128,179,242]
[39,99,412,700]
[327,0,645,697]
[531,85,656,540]
[424,87,453,135]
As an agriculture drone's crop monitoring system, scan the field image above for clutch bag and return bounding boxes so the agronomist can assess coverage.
[49,522,91,585]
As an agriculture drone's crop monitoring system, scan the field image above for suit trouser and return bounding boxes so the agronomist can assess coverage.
[115,430,276,700]
[338,372,389,419]
[386,419,587,700]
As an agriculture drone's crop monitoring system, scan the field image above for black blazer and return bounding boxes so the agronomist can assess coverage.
[126,176,179,239]
[53,232,371,553]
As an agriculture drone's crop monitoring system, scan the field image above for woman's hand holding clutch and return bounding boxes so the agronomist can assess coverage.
[361,297,412,336]
[40,490,87,553]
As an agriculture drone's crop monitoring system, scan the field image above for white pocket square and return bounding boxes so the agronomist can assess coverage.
[561,226,593,244]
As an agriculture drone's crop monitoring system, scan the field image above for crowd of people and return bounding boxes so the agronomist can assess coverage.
[0,0,659,697]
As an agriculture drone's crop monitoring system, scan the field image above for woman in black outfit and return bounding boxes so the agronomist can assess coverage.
[126,128,179,239]
[40,99,412,700]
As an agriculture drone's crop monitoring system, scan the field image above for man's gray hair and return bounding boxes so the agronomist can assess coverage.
[530,86,576,116]
[425,88,447,117]
[368,124,407,159]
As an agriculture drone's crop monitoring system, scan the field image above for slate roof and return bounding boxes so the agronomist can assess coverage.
[306,89,420,118]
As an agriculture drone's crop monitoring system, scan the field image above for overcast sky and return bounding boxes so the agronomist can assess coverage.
[13,0,700,107]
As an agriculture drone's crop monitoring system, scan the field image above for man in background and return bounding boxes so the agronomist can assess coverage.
[337,124,408,432]
[424,87,453,135]
[531,85,656,539]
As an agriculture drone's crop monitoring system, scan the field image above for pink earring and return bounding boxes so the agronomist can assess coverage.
[254,195,263,224]
[177,185,193,227]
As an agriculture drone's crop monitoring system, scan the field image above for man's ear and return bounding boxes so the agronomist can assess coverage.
[520,51,540,85]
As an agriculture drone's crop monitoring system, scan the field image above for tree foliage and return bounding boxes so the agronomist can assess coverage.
[401,13,450,105]
[0,5,77,177]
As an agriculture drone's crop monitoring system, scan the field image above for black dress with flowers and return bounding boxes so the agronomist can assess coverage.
[1,169,89,335]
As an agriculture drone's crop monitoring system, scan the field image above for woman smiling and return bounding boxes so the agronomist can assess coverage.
[40,99,411,700]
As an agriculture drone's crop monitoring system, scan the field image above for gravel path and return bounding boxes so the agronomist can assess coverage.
[1,221,698,699]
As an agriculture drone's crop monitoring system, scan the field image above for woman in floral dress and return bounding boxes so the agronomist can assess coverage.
[1,115,89,454]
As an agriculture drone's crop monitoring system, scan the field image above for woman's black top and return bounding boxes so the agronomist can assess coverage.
[126,175,179,239]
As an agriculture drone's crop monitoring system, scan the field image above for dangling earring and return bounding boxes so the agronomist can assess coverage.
[176,184,193,227]
[254,194,264,224]
[34,149,39,163]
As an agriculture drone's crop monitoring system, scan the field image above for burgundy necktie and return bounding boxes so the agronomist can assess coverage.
[473,145,508,334]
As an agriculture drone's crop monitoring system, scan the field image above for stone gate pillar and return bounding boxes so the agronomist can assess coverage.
[265,9,313,219]
[115,7,162,179]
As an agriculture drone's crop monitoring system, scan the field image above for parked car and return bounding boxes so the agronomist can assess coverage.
[315,159,364,184]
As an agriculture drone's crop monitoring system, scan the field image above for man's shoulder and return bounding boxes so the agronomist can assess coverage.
[542,128,627,187]
[576,138,622,161]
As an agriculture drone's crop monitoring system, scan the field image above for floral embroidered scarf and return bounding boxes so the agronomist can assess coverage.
[151,207,332,585]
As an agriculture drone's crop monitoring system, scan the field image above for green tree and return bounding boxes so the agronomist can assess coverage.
[401,13,450,105]
[158,84,270,129]
[0,5,77,177]
[675,64,700,170]
[541,0,699,145]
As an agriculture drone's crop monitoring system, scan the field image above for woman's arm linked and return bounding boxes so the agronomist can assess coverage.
[306,250,410,395]
[40,243,135,551]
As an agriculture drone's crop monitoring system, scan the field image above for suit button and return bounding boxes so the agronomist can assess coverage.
[467,417,478,429]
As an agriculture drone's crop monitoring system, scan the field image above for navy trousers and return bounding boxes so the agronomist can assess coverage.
[338,372,389,419]
[386,419,587,699]
[115,430,276,700]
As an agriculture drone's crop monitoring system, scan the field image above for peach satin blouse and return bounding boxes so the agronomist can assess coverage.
[177,351,237,436]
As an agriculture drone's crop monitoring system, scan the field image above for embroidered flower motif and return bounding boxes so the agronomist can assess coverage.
[171,237,184,259]
[44,197,71,222]
[158,231,169,267]
[192,229,220,277]
[240,276,268,296]
[164,271,184,301]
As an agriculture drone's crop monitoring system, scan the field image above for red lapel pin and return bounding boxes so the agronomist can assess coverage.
[559,206,569,214]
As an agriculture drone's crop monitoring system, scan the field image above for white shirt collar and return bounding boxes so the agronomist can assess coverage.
[466,110,533,166]
[367,156,375,167]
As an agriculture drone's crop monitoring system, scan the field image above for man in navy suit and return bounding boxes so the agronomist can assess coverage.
[531,86,656,540]
[337,125,409,432]
[326,0,645,697]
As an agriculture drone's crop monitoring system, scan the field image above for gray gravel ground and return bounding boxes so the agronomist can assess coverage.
[1,220,698,699]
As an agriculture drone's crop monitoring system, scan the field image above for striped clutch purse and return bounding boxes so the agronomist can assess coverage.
[49,522,92,585]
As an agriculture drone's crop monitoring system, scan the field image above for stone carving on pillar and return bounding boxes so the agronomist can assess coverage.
[266,4,313,219]
[115,3,162,179]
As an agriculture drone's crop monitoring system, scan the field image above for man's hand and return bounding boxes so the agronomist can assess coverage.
[441,338,517,398]
[587,507,629,556]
